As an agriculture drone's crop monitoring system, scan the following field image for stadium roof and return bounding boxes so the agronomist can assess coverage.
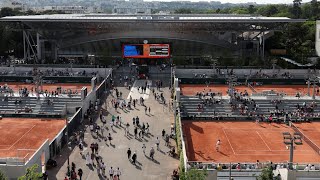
[0,14,306,23]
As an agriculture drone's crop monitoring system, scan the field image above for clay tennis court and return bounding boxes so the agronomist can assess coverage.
[0,118,66,161]
[0,82,91,93]
[183,121,320,163]
[180,84,252,96]
[180,84,319,97]
[252,85,318,96]
[293,122,320,150]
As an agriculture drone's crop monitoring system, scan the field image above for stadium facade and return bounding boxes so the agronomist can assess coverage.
[0,14,305,63]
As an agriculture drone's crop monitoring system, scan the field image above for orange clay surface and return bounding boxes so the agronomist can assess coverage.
[180,84,252,96]
[252,85,314,96]
[293,122,320,150]
[0,118,65,159]
[182,121,320,163]
[0,82,91,93]
[180,84,317,96]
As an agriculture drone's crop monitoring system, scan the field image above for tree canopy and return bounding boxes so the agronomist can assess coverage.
[18,164,42,180]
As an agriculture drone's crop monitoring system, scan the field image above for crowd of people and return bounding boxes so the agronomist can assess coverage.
[62,77,176,180]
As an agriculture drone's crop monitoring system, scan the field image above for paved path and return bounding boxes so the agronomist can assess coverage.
[48,83,178,180]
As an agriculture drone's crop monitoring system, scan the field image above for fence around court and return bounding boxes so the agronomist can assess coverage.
[186,161,320,171]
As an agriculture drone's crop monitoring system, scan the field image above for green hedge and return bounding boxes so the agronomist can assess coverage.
[175,115,182,155]
[175,114,185,172]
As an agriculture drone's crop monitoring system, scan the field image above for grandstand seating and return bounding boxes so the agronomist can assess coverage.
[0,96,82,115]
[179,95,320,119]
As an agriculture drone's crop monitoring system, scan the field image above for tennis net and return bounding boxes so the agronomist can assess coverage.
[292,123,320,155]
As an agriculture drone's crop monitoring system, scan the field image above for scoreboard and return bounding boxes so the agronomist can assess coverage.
[123,44,170,58]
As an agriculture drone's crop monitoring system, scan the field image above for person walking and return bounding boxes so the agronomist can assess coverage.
[138,130,142,139]
[146,123,150,134]
[108,133,113,145]
[116,167,121,179]
[109,167,114,179]
[94,142,99,155]
[148,107,151,114]
[216,139,221,152]
[132,151,137,165]
[142,144,146,154]
[156,137,160,150]
[134,127,138,139]
[101,162,106,178]
[77,168,83,180]
[85,152,91,165]
[162,129,166,138]
[165,134,170,146]
[150,147,155,160]
[126,123,130,136]
[127,148,132,159]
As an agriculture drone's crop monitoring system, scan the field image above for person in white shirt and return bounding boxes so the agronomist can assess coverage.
[156,137,160,150]
[101,162,106,177]
[116,167,121,179]
[109,167,114,179]
[216,139,221,151]
[142,144,146,154]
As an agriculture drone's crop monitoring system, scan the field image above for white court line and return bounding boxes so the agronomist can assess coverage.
[235,150,313,152]
[256,131,271,151]
[223,129,235,154]
[224,128,286,131]
[235,153,316,156]
[6,125,36,150]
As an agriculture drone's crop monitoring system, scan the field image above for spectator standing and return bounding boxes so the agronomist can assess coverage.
[156,137,160,150]
[109,167,114,179]
[127,148,131,159]
[116,167,121,179]
[142,144,146,154]
[150,147,155,160]
[132,151,137,165]
[77,168,83,180]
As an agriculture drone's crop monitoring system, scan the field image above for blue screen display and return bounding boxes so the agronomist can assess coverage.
[123,45,144,56]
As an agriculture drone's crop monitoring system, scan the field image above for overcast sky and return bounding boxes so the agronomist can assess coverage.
[143,0,311,5]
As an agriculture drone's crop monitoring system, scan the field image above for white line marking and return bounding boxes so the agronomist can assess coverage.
[7,125,36,150]
[235,153,315,156]
[127,80,137,100]
[235,150,313,152]
[256,131,271,151]
[223,129,235,154]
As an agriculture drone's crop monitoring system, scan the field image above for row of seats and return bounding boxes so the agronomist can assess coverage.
[179,95,320,118]
[0,96,82,115]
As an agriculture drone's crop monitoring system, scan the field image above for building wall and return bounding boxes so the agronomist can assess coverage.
[316,21,320,57]
[0,140,49,180]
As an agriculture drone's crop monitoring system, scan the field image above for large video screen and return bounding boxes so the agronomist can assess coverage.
[122,44,170,58]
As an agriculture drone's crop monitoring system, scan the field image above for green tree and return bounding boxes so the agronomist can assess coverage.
[248,5,256,14]
[180,168,208,180]
[0,168,8,180]
[257,165,273,180]
[310,0,319,20]
[291,0,302,18]
[257,5,279,16]
[18,164,42,180]
[174,8,192,14]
